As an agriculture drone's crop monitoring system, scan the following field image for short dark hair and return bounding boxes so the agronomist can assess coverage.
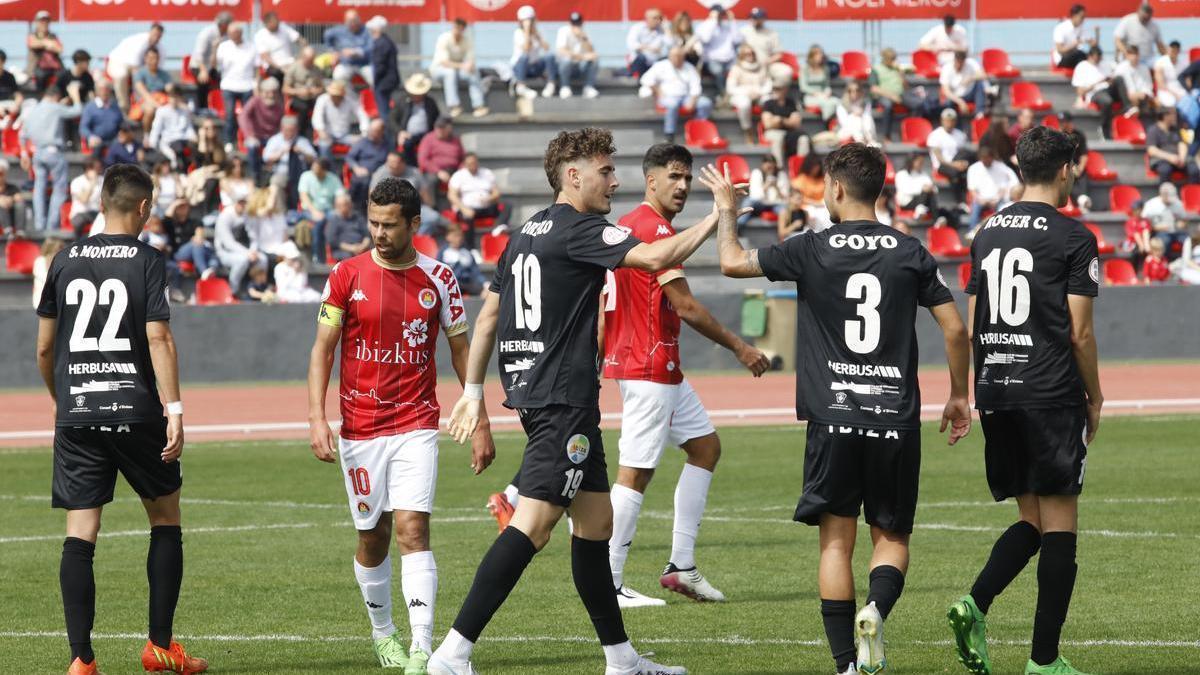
[454,18,467,27]
[145,46,159,58]
[72,49,90,63]
[1088,45,1103,58]
[823,143,886,204]
[1015,126,1076,185]
[0,49,6,62]
[150,22,164,31]
[1069,3,1085,15]
[978,145,995,161]
[1169,40,1181,49]
[463,151,478,161]
[102,164,154,215]
[641,143,693,175]
[369,178,421,221]
[1126,44,1139,55]
[544,127,616,194]
[943,14,956,27]
[263,10,278,21]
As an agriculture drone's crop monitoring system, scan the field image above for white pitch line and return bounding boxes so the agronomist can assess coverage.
[0,522,317,544]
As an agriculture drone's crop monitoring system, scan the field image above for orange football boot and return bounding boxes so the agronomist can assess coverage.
[486,493,515,532]
[67,657,100,675]
[141,640,208,674]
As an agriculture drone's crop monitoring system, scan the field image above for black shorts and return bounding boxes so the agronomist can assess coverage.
[52,419,181,510]
[794,423,921,535]
[980,405,1087,502]
[516,405,608,507]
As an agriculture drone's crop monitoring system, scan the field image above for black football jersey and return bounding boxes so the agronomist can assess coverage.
[757,221,954,429]
[491,203,642,410]
[36,234,172,426]
[965,201,1099,409]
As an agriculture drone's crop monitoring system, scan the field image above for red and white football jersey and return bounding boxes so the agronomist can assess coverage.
[602,203,685,385]
[319,250,468,440]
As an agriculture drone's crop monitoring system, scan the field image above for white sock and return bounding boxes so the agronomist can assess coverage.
[503,483,519,506]
[435,628,474,663]
[401,550,437,653]
[353,556,397,640]
[602,640,640,668]
[671,464,713,570]
[609,483,644,589]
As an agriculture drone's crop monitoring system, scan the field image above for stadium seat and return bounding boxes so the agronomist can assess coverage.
[1112,116,1146,145]
[926,225,969,257]
[971,116,991,142]
[1058,198,1081,217]
[359,88,378,118]
[180,55,195,85]
[981,48,1022,78]
[177,260,197,276]
[60,201,71,230]
[1009,82,1052,111]
[684,119,729,150]
[777,51,800,80]
[912,49,940,78]
[342,163,352,189]
[1103,258,1137,286]
[411,234,438,258]
[480,232,509,264]
[756,122,769,146]
[1145,154,1186,182]
[1190,46,1200,63]
[1181,185,1200,214]
[901,117,933,147]
[1040,114,1060,129]
[841,51,870,80]
[4,239,39,275]
[1085,223,1116,255]
[2,120,21,157]
[1050,55,1075,77]
[957,261,972,290]
[207,89,225,117]
[885,156,895,184]
[714,154,751,184]
[194,277,237,305]
[787,154,804,179]
[1108,185,1141,214]
[1085,150,1118,181]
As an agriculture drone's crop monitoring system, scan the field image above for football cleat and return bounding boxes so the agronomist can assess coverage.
[605,654,687,675]
[837,664,859,675]
[405,645,430,675]
[616,585,666,608]
[427,654,479,675]
[854,601,886,674]
[374,634,410,669]
[485,493,514,533]
[140,640,208,674]
[947,595,991,675]
[1024,656,1093,675]
[659,563,726,602]
[67,657,99,675]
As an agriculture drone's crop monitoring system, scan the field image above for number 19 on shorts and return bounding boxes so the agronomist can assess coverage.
[562,468,584,499]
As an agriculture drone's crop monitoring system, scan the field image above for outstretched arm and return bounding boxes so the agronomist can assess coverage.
[448,290,500,445]
[621,211,718,272]
[662,278,768,376]
[929,301,971,445]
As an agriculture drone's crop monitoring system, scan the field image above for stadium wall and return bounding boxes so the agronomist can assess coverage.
[0,286,1195,388]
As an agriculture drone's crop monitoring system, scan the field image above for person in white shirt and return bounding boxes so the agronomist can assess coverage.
[147,84,197,172]
[447,152,513,247]
[247,183,290,257]
[726,44,772,144]
[640,46,715,143]
[214,195,267,295]
[739,8,781,70]
[106,23,164,112]
[918,15,969,66]
[1113,44,1155,112]
[940,50,988,119]
[273,242,322,303]
[312,79,370,158]
[216,23,259,149]
[626,9,670,78]
[739,154,788,226]
[1154,40,1187,107]
[1113,2,1165,62]
[695,6,741,97]
[68,158,104,237]
[835,80,878,145]
[555,12,599,99]
[189,12,232,112]
[1052,4,1097,70]
[927,107,971,201]
[1143,182,1190,252]
[255,11,303,81]
[1072,46,1127,137]
[966,146,1020,230]
[431,19,488,117]
[894,153,938,222]
[511,5,556,99]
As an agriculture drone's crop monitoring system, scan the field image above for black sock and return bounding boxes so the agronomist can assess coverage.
[571,536,628,646]
[970,520,1041,614]
[821,599,856,671]
[61,537,96,663]
[1031,532,1077,666]
[147,526,183,649]
[451,526,538,641]
[866,565,905,620]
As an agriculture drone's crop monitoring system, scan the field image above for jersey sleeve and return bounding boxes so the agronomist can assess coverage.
[145,252,172,322]
[964,240,979,295]
[318,262,349,327]
[35,253,63,318]
[567,214,643,270]
[916,245,955,307]
[433,264,469,337]
[1066,224,1100,297]
[755,235,808,283]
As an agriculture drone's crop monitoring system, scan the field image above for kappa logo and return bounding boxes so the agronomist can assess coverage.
[566,434,590,464]
[656,224,672,237]
[402,318,429,348]
[418,288,437,310]
[408,598,428,608]
[349,289,368,303]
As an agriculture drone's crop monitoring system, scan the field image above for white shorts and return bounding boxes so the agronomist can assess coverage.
[339,429,439,530]
[617,379,716,469]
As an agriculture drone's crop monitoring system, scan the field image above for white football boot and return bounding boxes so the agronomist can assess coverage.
[605,654,687,675]
[659,563,726,602]
[427,654,479,675]
[855,601,886,674]
[616,585,666,608]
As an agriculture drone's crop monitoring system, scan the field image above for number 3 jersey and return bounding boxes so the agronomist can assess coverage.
[491,203,642,410]
[36,234,172,426]
[756,221,953,429]
[966,201,1099,410]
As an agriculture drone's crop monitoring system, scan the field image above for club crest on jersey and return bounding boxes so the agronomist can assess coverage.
[75,395,86,407]
[566,434,590,464]
[1089,257,1100,283]
[602,226,629,246]
[418,288,437,309]
[403,318,429,347]
[357,501,371,515]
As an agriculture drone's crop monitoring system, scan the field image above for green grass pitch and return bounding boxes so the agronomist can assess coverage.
[1,415,1197,674]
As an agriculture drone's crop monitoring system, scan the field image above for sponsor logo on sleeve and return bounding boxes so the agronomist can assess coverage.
[602,226,629,246]
[566,434,591,464]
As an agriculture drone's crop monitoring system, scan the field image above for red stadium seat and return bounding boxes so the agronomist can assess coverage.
[1108,185,1141,214]
[787,154,804,179]
[342,163,353,189]
[4,239,39,275]
[1190,46,1200,64]
[971,116,991,142]
[177,260,197,276]
[912,49,940,78]
[885,156,895,184]
[1103,259,1137,286]
[957,261,972,290]
[926,225,969,257]
[1182,185,1200,214]
[181,55,196,85]
[411,234,438,258]
[2,119,21,157]
[1085,223,1115,255]
[684,119,728,150]
[331,143,351,157]
[480,232,509,264]
[207,89,225,117]
[1009,82,1052,111]
[714,154,751,184]
[1085,150,1118,181]
[1112,116,1146,145]
[1145,154,1186,182]
[1040,114,1060,129]
[841,51,870,80]
[1051,55,1075,77]
[777,51,800,80]
[901,117,933,147]
[60,201,72,230]
[981,48,1022,78]
[1058,198,1082,217]
[195,277,237,305]
[359,88,378,118]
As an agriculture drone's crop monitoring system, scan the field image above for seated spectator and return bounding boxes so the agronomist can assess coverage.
[274,242,323,303]
[641,46,714,144]
[19,84,83,231]
[220,155,254,207]
[966,146,1020,230]
[431,19,488,118]
[247,182,290,257]
[417,117,465,198]
[283,47,324,138]
[927,107,972,201]
[151,159,186,218]
[1113,45,1155,113]
[876,186,895,226]
[79,80,123,157]
[940,49,988,119]
[669,12,702,67]
[217,22,260,150]
[438,225,485,295]
[1008,107,1035,147]
[325,10,372,84]
[326,192,371,262]
[262,115,317,205]
[1122,199,1152,256]
[895,153,938,222]
[760,80,807,164]
[980,110,1016,167]
[174,219,220,280]
[106,23,164,113]
[190,12,233,113]
[159,198,193,252]
[556,12,600,99]
[740,8,783,74]
[835,81,878,145]
[195,117,226,168]
[255,11,303,82]
[298,158,345,263]
[1072,46,1125,138]
[790,153,830,230]
[799,45,836,121]
[139,217,183,294]
[1154,40,1187,107]
[1143,182,1190,255]
[511,5,556,99]
[1143,238,1171,282]
[104,122,144,168]
[367,16,399,120]
[312,79,369,158]
[626,9,670,79]
[696,6,741,97]
[740,154,788,226]
[27,11,64,95]
[1052,4,1096,71]
[1173,224,1200,284]
[238,78,286,180]
[347,119,390,206]
[133,47,172,134]
[56,49,96,106]
[215,195,268,295]
[0,50,20,114]
[1059,111,1090,202]
[448,152,513,247]
[1146,108,1198,184]
[870,47,933,143]
[918,14,969,67]
[392,74,440,167]
[371,151,419,190]
[727,44,772,145]
[1113,2,1165,62]
[777,191,809,240]
[246,264,276,302]
[0,159,25,234]
[147,84,196,173]
[32,237,66,307]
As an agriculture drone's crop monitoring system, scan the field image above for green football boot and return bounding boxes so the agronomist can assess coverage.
[1024,656,1093,675]
[947,595,991,675]
[405,645,431,675]
[374,633,409,669]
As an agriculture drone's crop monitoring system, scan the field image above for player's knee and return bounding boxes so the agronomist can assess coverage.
[393,517,431,554]
[357,523,392,560]
[684,434,721,469]
[617,465,654,492]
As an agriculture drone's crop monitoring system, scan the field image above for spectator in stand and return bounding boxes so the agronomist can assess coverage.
[238,78,285,180]
[979,110,1016,167]
[274,242,323,302]
[760,80,807,164]
[367,15,400,121]
[80,80,123,157]
[255,11,303,83]
[918,15,969,67]
[1174,225,1200,284]
[1008,107,1035,146]
[790,153,830,230]
[132,47,171,134]
[106,23,164,113]
[417,116,465,196]
[799,45,836,121]
[298,158,344,262]
[437,225,485,295]
[56,50,95,105]
[347,119,390,206]
[195,117,226,168]
[0,159,25,234]
[670,12,702,66]
[1059,111,1090,202]
[27,11,63,95]
[511,5,556,99]
[870,47,927,143]
[0,50,20,113]
[68,159,104,237]
[325,10,372,84]
[448,152,512,247]
[1113,45,1156,113]
[966,146,1020,230]
[1146,108,1198,184]
[19,84,82,231]
[216,23,260,151]
[777,190,808,239]
[1114,1,1165,61]
[147,84,197,172]
[927,107,971,201]
[1143,182,1189,254]
[740,154,788,226]
[1072,46,1125,138]
[371,151,419,190]
[555,12,600,99]
[1154,41,1187,107]
[245,265,275,302]
[431,19,489,119]
[151,159,185,220]
[626,9,670,79]
[727,44,772,145]
[247,183,290,258]
[262,115,317,203]
[740,8,782,74]
[940,49,988,120]
[894,153,937,222]
[174,218,220,281]
[32,237,66,307]
[283,47,324,139]
[104,122,144,168]
[392,73,440,168]
[190,12,233,113]
[1143,238,1171,282]
[1123,199,1152,257]
[641,46,713,144]
[215,194,268,295]
[835,80,878,145]
[312,79,369,159]
[326,192,370,262]
[221,154,254,207]
[696,6,741,98]
[1052,4,1097,71]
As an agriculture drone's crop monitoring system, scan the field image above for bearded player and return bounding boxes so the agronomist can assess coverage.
[308,178,496,673]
